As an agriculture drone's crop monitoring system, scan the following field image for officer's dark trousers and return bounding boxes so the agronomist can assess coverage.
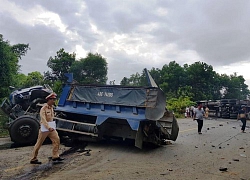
[196,119,203,132]
[240,118,247,131]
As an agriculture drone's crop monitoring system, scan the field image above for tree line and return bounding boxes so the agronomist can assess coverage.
[0,34,249,105]
[121,61,250,102]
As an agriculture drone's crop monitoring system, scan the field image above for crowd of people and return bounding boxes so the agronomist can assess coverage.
[184,105,209,119]
[185,104,248,134]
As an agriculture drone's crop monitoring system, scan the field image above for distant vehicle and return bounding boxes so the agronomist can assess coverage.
[198,99,250,119]
[0,85,53,144]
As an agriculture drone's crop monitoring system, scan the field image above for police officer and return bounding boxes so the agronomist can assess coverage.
[30,93,64,164]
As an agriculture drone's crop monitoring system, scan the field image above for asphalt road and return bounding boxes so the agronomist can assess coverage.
[0,118,250,180]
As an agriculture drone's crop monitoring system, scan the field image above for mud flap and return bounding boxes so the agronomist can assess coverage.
[170,116,179,141]
[135,123,143,149]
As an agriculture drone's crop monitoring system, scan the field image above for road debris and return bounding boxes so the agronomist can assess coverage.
[164,141,172,145]
[160,173,169,176]
[78,149,92,156]
[84,151,91,156]
[232,158,239,161]
[219,167,228,171]
[240,154,247,158]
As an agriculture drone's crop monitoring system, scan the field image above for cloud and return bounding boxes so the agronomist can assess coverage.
[0,0,249,88]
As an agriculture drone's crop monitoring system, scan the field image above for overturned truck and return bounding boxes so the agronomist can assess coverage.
[1,69,179,148]
[55,70,179,148]
[0,85,53,144]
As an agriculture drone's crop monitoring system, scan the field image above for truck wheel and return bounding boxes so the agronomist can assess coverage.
[9,116,40,145]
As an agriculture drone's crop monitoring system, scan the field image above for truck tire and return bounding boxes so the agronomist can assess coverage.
[9,116,40,145]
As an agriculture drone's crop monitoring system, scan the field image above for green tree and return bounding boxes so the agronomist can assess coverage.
[52,80,63,96]
[47,48,76,81]
[120,77,130,86]
[120,68,160,87]
[0,34,29,100]
[160,61,186,98]
[23,71,44,87]
[120,71,144,86]
[185,62,218,101]
[128,72,142,86]
[70,52,108,84]
[13,73,27,88]
[11,43,30,60]
[139,68,162,87]
[119,61,250,102]
[219,73,249,99]
[148,67,162,85]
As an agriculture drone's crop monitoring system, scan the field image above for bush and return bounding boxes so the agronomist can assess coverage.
[167,96,195,118]
[0,110,9,137]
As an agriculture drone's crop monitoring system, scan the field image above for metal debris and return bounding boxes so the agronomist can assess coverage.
[219,167,228,171]
[84,151,91,156]
[232,158,239,161]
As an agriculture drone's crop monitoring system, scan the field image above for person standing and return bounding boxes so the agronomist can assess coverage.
[205,106,209,119]
[185,107,190,118]
[30,93,64,164]
[237,105,247,133]
[193,103,205,134]
[190,106,194,118]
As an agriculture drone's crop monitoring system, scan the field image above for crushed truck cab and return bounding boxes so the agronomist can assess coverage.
[55,70,179,148]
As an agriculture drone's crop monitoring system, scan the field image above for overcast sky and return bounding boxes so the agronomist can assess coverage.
[1,0,250,87]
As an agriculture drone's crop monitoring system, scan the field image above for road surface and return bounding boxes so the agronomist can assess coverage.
[0,118,249,180]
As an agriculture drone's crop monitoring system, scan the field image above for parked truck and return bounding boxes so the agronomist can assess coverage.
[1,69,179,148]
